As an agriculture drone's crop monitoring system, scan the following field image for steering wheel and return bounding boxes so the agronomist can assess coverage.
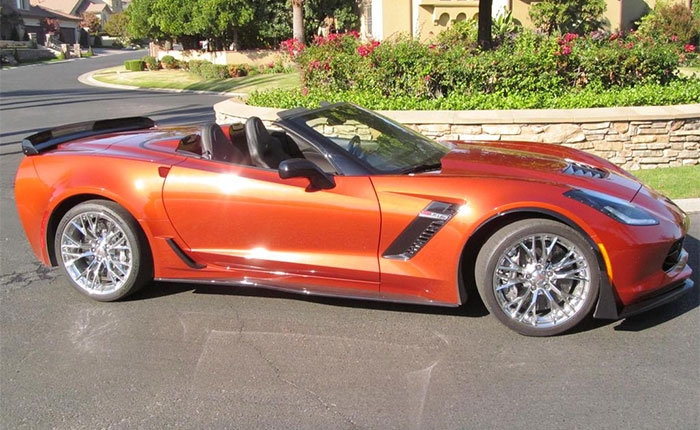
[347,135,362,158]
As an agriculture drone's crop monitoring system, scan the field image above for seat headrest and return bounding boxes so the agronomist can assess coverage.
[201,122,244,163]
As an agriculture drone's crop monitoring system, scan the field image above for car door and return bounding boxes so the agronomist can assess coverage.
[162,157,381,288]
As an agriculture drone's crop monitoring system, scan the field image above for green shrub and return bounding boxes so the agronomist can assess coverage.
[56,52,66,60]
[637,2,700,45]
[529,0,606,35]
[124,59,145,71]
[161,55,177,69]
[188,60,206,75]
[187,60,229,79]
[435,19,478,50]
[176,59,188,70]
[142,55,159,70]
[199,62,229,79]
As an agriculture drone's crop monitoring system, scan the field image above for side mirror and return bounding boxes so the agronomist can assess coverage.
[278,159,336,191]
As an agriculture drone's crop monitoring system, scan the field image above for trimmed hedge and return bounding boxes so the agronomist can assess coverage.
[247,78,700,110]
[124,59,145,71]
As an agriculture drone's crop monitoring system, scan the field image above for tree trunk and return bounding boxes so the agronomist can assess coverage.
[477,0,493,50]
[292,0,305,44]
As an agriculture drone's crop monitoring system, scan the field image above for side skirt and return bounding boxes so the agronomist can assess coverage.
[154,277,459,308]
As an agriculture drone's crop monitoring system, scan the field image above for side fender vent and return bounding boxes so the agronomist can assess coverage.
[564,161,608,179]
[383,201,459,261]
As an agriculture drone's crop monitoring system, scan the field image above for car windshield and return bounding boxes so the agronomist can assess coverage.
[288,104,450,173]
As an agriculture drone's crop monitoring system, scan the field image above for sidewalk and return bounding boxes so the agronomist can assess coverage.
[675,198,700,213]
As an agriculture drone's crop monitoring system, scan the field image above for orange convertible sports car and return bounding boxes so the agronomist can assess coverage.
[15,103,693,336]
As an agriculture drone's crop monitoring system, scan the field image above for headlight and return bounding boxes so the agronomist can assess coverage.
[564,189,659,226]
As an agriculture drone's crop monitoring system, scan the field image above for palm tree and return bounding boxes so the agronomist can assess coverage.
[292,0,305,43]
[477,0,492,49]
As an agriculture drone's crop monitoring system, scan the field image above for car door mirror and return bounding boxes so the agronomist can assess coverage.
[278,159,336,191]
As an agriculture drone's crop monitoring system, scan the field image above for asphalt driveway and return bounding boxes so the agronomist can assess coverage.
[0,51,698,429]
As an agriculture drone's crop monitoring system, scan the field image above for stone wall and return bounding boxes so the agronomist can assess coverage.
[213,100,700,170]
[411,120,700,170]
[0,48,56,63]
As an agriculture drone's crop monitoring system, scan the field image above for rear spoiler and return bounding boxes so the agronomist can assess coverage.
[21,116,156,156]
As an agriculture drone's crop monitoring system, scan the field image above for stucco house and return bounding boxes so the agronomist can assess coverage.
[361,0,694,41]
[31,0,123,22]
[1,0,82,44]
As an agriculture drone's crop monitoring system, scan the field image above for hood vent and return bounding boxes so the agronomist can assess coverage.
[563,161,608,179]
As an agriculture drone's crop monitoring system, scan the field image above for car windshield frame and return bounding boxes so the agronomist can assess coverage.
[277,103,451,175]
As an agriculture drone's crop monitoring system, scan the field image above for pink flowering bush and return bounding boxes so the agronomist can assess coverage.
[277,27,687,102]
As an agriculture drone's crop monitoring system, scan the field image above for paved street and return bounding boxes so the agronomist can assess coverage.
[1,52,699,429]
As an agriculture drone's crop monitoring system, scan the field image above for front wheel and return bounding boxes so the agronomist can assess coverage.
[55,200,152,301]
[475,219,600,336]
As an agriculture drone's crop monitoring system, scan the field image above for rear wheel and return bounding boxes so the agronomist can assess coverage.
[55,200,152,301]
[475,219,600,336]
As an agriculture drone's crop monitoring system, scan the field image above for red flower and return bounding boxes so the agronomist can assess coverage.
[357,40,380,57]
[280,38,305,57]
[424,75,431,82]
[684,44,696,53]
[609,33,619,41]
[625,42,634,49]
[563,33,578,43]
[561,45,572,55]
[301,87,309,96]
[671,35,678,42]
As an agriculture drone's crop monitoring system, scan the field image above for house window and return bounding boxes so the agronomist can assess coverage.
[365,0,372,35]
[16,0,29,9]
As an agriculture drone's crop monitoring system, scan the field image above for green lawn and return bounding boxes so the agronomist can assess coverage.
[634,165,700,199]
[92,66,300,94]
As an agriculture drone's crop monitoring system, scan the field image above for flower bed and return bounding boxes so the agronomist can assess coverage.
[250,25,700,111]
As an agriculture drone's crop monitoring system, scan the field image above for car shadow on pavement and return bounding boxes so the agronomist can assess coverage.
[129,280,491,318]
[127,230,699,330]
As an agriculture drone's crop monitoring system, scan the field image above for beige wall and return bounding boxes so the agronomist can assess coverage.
[155,49,281,66]
[511,0,535,28]
[381,0,413,39]
[415,1,479,41]
[404,0,693,37]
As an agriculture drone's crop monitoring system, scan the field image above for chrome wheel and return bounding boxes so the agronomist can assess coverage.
[492,234,591,328]
[60,211,133,296]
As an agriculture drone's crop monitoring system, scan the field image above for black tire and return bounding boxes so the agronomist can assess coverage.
[475,219,600,336]
[54,200,152,301]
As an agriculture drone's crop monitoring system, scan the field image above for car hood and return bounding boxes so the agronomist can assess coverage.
[438,140,643,201]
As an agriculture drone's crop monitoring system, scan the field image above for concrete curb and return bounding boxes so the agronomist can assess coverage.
[674,198,700,214]
[213,98,700,125]
[77,68,247,98]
